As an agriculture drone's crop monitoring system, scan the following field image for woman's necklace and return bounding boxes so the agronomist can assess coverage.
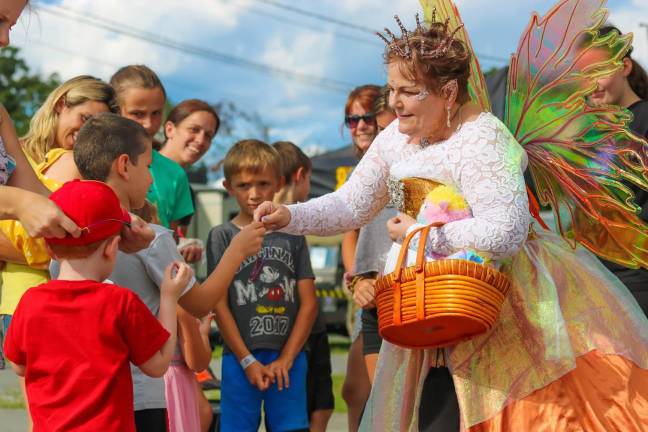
[420,104,464,148]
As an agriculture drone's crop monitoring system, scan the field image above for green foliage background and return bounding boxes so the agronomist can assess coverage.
[0,47,61,136]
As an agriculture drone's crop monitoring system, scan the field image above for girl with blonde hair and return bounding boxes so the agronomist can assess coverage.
[22,75,116,182]
[2,74,115,367]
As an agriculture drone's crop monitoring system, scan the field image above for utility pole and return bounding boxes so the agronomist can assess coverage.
[640,22,648,39]
[639,23,648,63]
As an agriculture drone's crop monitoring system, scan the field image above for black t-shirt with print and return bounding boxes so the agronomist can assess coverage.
[207,222,314,353]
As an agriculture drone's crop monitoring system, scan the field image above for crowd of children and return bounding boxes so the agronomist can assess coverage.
[0,51,329,431]
[4,0,646,429]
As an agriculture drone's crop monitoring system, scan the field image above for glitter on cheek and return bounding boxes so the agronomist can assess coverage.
[415,89,430,101]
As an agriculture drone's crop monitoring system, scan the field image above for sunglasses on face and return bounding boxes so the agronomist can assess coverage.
[344,113,376,129]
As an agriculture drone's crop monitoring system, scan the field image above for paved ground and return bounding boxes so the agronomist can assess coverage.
[0,352,351,431]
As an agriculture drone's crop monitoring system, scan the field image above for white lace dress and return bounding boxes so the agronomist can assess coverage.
[284,112,530,266]
[283,112,648,430]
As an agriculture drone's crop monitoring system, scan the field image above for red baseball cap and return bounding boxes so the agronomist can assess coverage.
[47,180,131,246]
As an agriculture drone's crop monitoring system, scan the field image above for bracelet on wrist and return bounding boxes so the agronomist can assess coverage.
[240,354,257,370]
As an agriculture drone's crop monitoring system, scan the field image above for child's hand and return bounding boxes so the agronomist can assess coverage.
[161,261,194,300]
[267,355,293,391]
[253,202,291,231]
[198,312,214,337]
[387,212,416,242]
[353,277,377,309]
[120,214,155,253]
[244,361,272,391]
[231,222,265,259]
[180,244,204,263]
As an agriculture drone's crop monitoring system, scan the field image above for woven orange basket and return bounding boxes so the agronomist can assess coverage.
[375,223,511,349]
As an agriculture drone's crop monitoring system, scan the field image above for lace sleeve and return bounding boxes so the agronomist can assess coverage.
[282,126,401,236]
[409,119,530,260]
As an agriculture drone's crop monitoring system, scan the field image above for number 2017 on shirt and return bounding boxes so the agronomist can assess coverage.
[250,316,289,336]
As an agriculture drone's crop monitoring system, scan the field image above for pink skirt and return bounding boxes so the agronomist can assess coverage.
[164,362,201,432]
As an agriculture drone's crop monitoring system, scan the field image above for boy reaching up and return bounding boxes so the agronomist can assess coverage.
[208,140,317,432]
[3,180,192,431]
[48,113,264,430]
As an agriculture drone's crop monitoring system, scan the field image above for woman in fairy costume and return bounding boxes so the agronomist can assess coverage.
[255,1,648,430]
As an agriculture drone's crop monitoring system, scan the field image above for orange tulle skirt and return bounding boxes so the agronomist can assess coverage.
[471,350,648,432]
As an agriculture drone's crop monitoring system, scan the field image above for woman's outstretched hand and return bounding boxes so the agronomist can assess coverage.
[16,190,81,239]
[253,201,291,231]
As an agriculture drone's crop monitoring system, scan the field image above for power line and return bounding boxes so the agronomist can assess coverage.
[224,1,381,47]
[32,3,355,93]
[250,0,377,34]
[13,36,201,93]
[249,0,509,64]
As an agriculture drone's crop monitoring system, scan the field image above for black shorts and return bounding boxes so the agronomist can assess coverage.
[361,308,383,355]
[135,408,167,432]
[306,331,334,414]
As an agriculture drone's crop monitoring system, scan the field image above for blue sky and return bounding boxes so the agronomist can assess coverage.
[13,0,648,177]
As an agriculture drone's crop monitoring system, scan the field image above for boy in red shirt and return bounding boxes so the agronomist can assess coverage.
[3,180,192,431]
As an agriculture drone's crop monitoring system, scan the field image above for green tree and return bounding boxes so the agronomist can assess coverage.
[0,46,61,136]
[196,100,270,181]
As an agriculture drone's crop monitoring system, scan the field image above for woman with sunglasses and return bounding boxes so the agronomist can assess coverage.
[352,87,396,389]
[340,84,393,431]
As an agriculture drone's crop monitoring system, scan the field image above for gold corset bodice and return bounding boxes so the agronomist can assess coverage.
[388,176,443,219]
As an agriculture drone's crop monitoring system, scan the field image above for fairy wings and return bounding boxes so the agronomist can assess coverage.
[420,0,648,269]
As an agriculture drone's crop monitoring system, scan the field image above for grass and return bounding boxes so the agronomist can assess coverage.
[331,374,347,413]
[0,387,25,409]
[211,344,223,359]
[328,334,351,355]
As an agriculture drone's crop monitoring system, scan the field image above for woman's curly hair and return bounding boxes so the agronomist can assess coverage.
[380,15,472,102]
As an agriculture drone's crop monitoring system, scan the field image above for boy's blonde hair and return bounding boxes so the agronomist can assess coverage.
[110,65,167,107]
[223,139,282,182]
[21,75,117,164]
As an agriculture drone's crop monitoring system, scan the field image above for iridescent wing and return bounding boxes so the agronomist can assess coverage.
[419,0,491,111]
[506,0,648,268]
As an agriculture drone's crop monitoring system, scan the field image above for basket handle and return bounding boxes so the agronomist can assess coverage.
[393,222,445,281]
[416,222,445,272]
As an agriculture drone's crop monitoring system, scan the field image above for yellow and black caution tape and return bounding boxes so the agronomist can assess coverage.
[316,288,347,298]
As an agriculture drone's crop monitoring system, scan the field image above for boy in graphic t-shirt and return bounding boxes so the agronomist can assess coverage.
[3,180,192,431]
[207,139,317,432]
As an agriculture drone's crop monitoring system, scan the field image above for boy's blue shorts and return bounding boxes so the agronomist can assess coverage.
[220,349,308,432]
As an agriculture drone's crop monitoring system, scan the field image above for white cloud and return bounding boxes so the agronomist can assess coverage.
[607,1,648,69]
[260,29,335,99]
[302,144,328,157]
[268,104,313,122]
[269,125,316,147]
[13,0,248,81]
[333,0,420,24]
